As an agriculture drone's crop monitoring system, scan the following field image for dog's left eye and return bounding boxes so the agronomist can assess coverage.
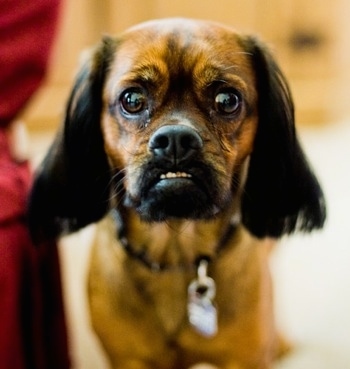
[120,88,147,114]
[214,90,242,115]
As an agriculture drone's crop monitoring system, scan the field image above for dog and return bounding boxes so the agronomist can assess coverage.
[29,18,326,369]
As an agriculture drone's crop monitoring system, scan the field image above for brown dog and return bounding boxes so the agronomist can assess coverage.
[29,18,326,369]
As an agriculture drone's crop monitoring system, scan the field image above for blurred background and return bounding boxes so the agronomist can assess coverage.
[23,0,350,131]
[21,1,350,368]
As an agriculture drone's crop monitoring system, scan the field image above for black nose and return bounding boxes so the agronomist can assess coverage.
[149,125,203,164]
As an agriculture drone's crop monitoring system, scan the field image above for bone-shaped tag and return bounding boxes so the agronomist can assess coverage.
[187,259,218,338]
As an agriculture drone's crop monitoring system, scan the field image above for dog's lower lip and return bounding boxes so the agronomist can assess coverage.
[159,172,192,179]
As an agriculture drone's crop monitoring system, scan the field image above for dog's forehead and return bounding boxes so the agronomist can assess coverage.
[121,18,245,57]
[123,18,237,41]
[110,18,253,82]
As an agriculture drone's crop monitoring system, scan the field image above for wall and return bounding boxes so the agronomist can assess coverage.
[22,0,350,129]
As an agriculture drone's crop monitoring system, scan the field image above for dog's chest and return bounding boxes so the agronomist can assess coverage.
[132,269,190,337]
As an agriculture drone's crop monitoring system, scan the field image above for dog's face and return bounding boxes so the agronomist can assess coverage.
[29,18,326,240]
[102,19,258,221]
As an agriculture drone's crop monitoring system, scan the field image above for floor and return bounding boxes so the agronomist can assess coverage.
[272,121,350,369]
[29,119,350,369]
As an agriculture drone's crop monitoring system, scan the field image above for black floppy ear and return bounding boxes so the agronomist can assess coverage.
[29,37,116,241]
[241,37,326,238]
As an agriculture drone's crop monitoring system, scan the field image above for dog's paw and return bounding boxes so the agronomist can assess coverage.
[276,333,293,358]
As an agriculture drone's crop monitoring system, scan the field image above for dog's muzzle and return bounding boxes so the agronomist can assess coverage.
[125,124,224,221]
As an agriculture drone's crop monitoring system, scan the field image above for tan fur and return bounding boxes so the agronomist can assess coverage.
[88,213,283,369]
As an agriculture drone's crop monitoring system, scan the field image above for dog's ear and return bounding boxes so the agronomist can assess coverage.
[29,37,116,241]
[241,37,326,238]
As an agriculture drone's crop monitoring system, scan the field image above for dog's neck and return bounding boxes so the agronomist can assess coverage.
[112,203,240,272]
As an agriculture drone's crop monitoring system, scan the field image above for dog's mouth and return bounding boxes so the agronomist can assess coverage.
[121,125,231,221]
[159,171,192,180]
[123,163,227,222]
[153,170,197,195]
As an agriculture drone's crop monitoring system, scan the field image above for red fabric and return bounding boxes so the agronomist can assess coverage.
[0,1,70,368]
[0,223,70,369]
[0,0,61,127]
[0,130,31,223]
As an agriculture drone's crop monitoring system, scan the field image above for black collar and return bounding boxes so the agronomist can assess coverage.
[112,209,238,272]
[118,234,179,271]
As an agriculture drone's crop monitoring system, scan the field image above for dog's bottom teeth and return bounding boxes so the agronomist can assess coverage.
[160,172,192,179]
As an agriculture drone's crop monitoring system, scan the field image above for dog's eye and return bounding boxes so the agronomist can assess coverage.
[120,88,147,114]
[214,90,241,115]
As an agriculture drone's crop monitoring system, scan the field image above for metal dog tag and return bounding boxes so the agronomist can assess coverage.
[187,260,218,338]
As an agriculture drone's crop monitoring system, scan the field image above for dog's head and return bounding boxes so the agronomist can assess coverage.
[29,18,326,241]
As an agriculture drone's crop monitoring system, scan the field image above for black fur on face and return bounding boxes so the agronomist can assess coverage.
[28,38,116,241]
[240,36,326,237]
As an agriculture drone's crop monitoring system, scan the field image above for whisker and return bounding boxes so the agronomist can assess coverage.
[101,167,128,208]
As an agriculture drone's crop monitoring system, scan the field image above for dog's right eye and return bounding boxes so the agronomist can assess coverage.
[214,89,242,116]
[120,88,147,115]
